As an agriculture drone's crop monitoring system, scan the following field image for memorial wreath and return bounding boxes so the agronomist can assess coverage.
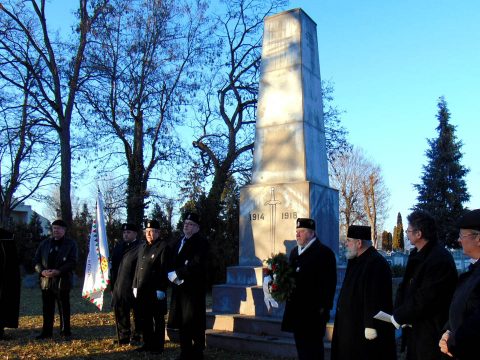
[263,253,296,302]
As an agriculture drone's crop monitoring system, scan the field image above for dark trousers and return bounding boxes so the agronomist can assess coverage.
[41,289,71,335]
[138,295,166,351]
[179,322,205,359]
[293,323,326,360]
[114,302,141,341]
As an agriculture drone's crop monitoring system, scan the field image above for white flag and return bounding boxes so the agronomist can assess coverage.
[82,191,110,310]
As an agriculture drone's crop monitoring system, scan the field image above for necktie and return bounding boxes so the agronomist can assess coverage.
[178,238,186,254]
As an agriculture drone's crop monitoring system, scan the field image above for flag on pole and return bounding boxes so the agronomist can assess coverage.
[82,190,110,310]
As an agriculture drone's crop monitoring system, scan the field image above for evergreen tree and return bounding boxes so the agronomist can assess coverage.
[381,230,392,251]
[414,97,470,247]
[392,212,405,251]
[149,203,172,241]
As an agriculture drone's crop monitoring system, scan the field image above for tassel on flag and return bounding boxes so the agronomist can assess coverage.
[82,190,110,310]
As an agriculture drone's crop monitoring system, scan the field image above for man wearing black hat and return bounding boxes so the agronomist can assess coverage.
[132,219,172,353]
[439,209,480,360]
[331,225,396,360]
[393,210,457,360]
[281,218,337,360]
[33,219,78,339]
[110,223,141,345]
[167,212,208,360]
[0,228,20,340]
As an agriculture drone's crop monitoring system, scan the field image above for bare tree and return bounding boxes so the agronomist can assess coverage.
[329,146,389,246]
[79,0,209,225]
[0,42,59,228]
[0,0,110,225]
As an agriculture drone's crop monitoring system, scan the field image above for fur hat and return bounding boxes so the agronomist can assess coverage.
[52,219,67,228]
[347,225,371,241]
[144,219,160,230]
[457,209,480,231]
[122,223,138,232]
[296,218,315,231]
[183,212,200,225]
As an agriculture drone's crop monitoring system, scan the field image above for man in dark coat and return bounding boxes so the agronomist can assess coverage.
[281,218,337,360]
[33,219,78,339]
[167,212,208,360]
[331,225,396,360]
[110,223,141,345]
[393,210,457,360]
[132,219,171,353]
[0,228,20,340]
[439,208,480,360]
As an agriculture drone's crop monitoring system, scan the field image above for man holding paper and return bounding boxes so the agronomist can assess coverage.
[331,225,396,360]
[393,210,457,360]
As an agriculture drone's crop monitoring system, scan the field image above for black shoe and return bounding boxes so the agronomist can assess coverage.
[35,333,52,340]
[135,345,148,352]
[113,338,130,345]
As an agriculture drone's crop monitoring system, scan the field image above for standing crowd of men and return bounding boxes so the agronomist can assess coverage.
[2,206,480,360]
[28,212,207,360]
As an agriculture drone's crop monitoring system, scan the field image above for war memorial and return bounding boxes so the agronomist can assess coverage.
[205,8,339,358]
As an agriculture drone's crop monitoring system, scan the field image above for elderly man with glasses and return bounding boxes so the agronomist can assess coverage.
[392,210,457,360]
[439,209,480,360]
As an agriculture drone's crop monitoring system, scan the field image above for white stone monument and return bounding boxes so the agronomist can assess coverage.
[240,8,339,266]
[210,8,339,320]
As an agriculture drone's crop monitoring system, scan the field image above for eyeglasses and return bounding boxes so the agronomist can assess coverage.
[405,229,417,235]
[458,232,480,240]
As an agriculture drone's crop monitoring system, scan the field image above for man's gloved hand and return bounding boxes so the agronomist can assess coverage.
[133,288,137,298]
[365,327,377,340]
[156,290,166,300]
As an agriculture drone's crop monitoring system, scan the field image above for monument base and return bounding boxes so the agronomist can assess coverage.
[206,265,334,358]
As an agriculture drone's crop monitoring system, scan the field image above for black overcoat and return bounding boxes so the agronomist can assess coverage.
[394,240,457,360]
[34,237,78,291]
[111,239,140,306]
[0,234,21,329]
[133,239,171,314]
[281,239,337,332]
[331,246,396,360]
[445,260,480,360]
[167,232,208,329]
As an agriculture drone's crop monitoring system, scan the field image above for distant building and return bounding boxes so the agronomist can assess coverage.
[10,203,50,235]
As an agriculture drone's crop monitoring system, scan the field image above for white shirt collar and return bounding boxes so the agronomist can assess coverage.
[298,237,317,255]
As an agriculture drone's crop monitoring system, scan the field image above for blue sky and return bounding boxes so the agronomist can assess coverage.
[35,1,479,232]
[289,0,480,230]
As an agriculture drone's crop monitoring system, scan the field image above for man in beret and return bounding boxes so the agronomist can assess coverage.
[331,225,396,360]
[439,209,480,360]
[281,218,337,360]
[0,228,20,340]
[110,223,141,346]
[132,219,172,353]
[33,219,78,340]
[167,212,208,360]
[393,210,457,360]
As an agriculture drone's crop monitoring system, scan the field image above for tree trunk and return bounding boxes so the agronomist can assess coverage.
[59,122,73,225]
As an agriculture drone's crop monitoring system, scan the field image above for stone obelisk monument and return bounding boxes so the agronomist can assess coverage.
[240,8,339,266]
[207,10,338,356]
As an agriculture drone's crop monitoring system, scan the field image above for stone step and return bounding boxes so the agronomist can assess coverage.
[206,329,332,359]
[226,265,264,285]
[212,284,285,317]
[206,329,297,358]
[207,312,335,342]
[207,313,292,338]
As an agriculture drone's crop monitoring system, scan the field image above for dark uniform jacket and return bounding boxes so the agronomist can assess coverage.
[394,240,457,360]
[34,237,78,291]
[445,260,480,360]
[281,238,337,332]
[167,232,208,329]
[0,232,21,329]
[111,239,140,306]
[133,239,171,314]
[331,246,396,360]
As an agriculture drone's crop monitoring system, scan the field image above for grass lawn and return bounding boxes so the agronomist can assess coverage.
[0,285,290,360]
